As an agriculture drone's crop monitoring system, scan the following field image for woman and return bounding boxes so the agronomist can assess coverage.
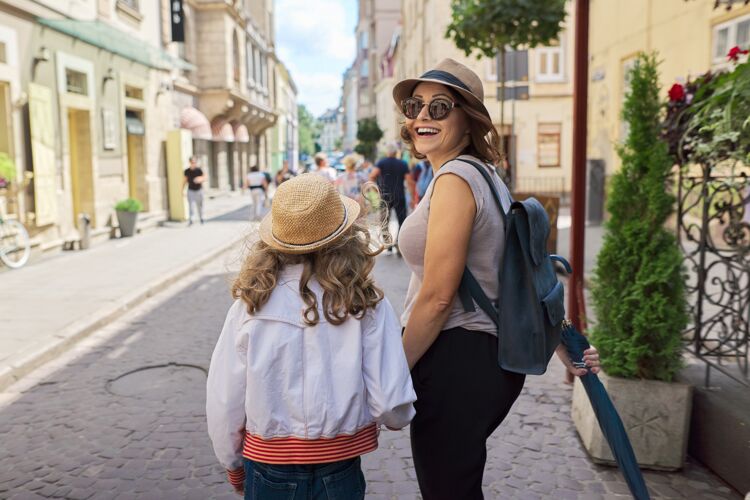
[394,59,601,499]
[244,165,268,221]
[334,153,366,199]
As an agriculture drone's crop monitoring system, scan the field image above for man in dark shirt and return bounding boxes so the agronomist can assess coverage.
[370,143,410,253]
[183,156,205,225]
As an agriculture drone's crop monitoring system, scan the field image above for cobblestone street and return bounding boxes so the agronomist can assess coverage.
[0,245,741,499]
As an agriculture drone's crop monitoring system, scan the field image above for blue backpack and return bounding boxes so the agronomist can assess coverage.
[456,159,570,375]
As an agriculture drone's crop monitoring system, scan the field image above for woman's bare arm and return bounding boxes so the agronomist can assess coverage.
[402,173,475,369]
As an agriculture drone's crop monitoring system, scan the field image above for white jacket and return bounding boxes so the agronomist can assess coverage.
[206,264,416,470]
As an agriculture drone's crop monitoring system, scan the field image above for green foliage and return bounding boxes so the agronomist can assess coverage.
[446,0,567,59]
[114,198,143,213]
[355,118,383,161]
[664,59,750,166]
[0,152,16,183]
[298,105,321,158]
[590,53,688,382]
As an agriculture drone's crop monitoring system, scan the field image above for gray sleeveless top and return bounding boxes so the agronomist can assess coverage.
[397,155,512,335]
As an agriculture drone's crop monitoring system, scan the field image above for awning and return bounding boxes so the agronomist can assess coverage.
[232,123,250,143]
[125,112,145,135]
[37,19,195,71]
[180,107,212,140]
[211,118,234,142]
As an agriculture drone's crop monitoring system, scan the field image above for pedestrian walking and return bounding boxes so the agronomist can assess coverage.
[183,156,205,225]
[275,159,297,186]
[369,143,409,253]
[244,165,268,221]
[206,173,416,499]
[393,58,601,500]
[313,152,337,183]
[416,160,433,200]
[334,154,367,200]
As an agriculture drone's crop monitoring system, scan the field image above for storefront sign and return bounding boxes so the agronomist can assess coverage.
[171,0,185,42]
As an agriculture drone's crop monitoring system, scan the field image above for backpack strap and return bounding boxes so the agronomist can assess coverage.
[449,158,510,319]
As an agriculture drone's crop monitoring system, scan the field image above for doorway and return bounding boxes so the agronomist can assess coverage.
[67,108,95,226]
[125,110,147,210]
[0,82,11,156]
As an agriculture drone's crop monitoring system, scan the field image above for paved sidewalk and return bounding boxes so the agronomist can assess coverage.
[0,193,256,390]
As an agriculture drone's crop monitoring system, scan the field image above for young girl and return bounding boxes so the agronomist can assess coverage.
[207,173,416,499]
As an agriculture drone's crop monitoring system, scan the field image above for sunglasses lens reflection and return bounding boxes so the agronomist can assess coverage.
[429,99,452,120]
[402,98,423,119]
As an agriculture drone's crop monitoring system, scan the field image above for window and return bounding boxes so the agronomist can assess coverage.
[535,40,564,83]
[360,92,370,106]
[65,69,88,95]
[118,0,139,11]
[232,32,241,84]
[124,85,143,100]
[0,42,5,64]
[254,48,261,84]
[713,14,750,64]
[359,31,369,51]
[360,60,369,77]
[261,55,267,89]
[538,123,561,167]
[246,42,255,84]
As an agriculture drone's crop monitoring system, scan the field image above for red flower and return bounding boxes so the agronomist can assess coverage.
[668,83,685,102]
[727,46,749,62]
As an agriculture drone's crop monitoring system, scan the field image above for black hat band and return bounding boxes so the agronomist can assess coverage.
[419,70,471,93]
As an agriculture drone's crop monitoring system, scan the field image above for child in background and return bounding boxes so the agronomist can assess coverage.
[206,174,416,499]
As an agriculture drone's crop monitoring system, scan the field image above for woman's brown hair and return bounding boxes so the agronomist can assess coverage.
[232,220,384,326]
[399,88,503,166]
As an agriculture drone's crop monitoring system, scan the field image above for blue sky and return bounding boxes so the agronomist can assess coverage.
[275,0,357,117]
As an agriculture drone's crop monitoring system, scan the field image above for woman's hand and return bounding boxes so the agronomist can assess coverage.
[556,344,601,377]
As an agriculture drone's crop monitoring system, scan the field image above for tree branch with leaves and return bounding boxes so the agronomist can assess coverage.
[446,0,567,160]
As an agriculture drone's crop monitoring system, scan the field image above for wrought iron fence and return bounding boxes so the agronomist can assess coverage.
[513,176,568,204]
[677,165,750,387]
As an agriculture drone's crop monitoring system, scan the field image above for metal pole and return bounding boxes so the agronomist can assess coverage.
[569,0,590,331]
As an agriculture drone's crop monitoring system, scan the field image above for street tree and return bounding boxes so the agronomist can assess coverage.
[446,0,567,159]
[298,105,321,159]
[355,118,383,161]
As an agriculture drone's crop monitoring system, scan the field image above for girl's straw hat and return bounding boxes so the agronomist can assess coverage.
[259,173,360,254]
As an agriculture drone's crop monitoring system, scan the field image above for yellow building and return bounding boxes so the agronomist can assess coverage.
[270,59,298,173]
[397,0,575,196]
[588,0,750,175]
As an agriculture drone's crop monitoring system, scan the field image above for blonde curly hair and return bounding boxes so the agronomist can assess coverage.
[232,220,384,326]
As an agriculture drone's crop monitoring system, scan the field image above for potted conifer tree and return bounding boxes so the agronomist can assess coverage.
[572,53,692,471]
[114,198,143,237]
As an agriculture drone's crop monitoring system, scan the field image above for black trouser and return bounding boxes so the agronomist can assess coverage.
[410,327,526,500]
[382,195,407,246]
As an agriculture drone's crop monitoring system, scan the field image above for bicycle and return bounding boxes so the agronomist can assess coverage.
[0,196,30,269]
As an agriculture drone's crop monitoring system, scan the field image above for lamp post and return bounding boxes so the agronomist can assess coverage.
[568,0,590,335]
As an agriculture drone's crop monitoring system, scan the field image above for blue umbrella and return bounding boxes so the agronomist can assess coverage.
[560,321,651,500]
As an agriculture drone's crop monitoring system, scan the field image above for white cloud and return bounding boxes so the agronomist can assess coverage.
[275,0,356,116]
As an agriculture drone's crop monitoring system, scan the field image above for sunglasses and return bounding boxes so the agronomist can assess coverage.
[401,97,459,120]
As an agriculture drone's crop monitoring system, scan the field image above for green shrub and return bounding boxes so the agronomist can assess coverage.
[114,198,143,213]
[0,152,16,183]
[590,53,688,382]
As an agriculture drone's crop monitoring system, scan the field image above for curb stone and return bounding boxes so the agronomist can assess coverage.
[0,229,248,392]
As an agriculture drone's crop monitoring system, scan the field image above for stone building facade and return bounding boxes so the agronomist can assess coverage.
[354,0,401,121]
[0,0,291,261]
[397,0,575,196]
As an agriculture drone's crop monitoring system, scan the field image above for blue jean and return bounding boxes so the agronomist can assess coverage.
[243,457,366,500]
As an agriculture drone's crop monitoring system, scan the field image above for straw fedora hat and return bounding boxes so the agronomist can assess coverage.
[392,58,492,128]
[259,173,360,254]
